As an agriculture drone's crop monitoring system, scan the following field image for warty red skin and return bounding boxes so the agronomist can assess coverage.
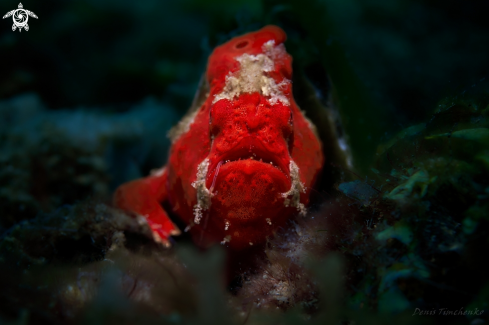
[113,25,324,250]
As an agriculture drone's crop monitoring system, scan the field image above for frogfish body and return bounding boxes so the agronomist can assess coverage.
[114,25,324,250]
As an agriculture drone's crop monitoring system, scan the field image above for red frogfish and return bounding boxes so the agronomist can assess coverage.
[113,25,324,250]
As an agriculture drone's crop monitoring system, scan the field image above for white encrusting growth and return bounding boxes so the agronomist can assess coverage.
[167,75,210,144]
[220,236,231,245]
[191,158,213,224]
[281,160,307,216]
[224,220,230,231]
[167,107,200,144]
[212,40,290,106]
[150,166,166,177]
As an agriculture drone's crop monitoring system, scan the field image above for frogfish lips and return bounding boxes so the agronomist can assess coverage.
[204,139,292,225]
[202,156,295,250]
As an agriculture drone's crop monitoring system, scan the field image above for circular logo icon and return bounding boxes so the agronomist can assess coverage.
[3,3,38,32]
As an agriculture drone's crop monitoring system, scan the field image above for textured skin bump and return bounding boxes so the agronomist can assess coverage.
[113,25,324,250]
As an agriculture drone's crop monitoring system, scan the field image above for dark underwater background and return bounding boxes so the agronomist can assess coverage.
[0,0,488,324]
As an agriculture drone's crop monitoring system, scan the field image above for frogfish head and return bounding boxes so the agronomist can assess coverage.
[195,26,305,250]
